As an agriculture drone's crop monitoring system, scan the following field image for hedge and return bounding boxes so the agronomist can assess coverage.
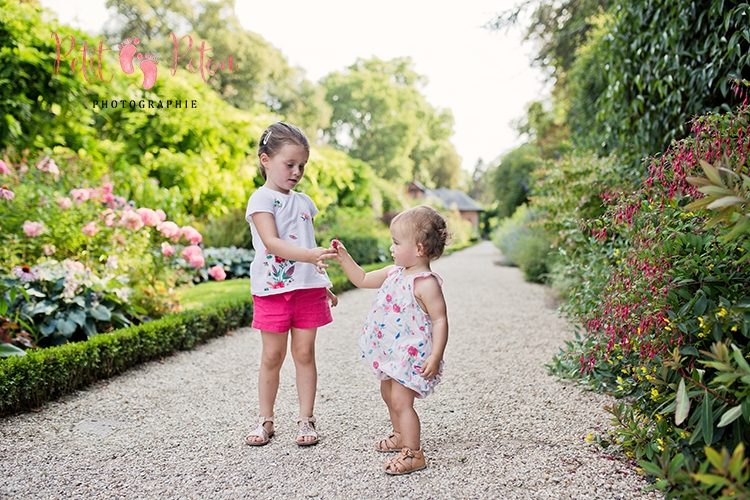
[0,267,370,416]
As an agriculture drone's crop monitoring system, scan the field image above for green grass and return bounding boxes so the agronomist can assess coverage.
[177,278,251,310]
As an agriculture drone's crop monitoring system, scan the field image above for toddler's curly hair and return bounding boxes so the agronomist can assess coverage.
[391,205,451,260]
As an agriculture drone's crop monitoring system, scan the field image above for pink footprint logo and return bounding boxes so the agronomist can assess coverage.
[136,53,158,90]
[117,37,140,74]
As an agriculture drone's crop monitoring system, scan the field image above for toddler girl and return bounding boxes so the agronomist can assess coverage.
[244,122,337,447]
[331,205,450,474]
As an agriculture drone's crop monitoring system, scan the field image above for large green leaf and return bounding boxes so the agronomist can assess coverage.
[675,378,690,425]
[88,304,112,321]
[0,343,26,357]
[717,405,743,428]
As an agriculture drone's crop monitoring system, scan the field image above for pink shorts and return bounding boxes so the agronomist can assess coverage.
[252,288,332,333]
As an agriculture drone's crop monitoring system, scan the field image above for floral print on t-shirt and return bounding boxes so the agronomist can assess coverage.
[263,249,295,291]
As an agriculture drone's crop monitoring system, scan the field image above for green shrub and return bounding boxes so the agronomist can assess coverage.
[492,205,554,283]
[0,297,253,415]
[549,103,750,497]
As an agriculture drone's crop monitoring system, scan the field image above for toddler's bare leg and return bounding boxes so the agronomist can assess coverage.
[389,382,420,451]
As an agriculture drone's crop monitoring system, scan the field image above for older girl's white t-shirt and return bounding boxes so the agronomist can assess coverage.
[245,186,332,296]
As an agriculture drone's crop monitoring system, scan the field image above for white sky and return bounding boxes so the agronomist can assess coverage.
[39,0,548,172]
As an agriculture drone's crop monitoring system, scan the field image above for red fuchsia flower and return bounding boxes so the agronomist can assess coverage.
[180,225,202,245]
[208,265,226,281]
[81,221,99,236]
[407,346,418,357]
[11,265,36,281]
[155,209,166,222]
[23,220,44,237]
[136,207,161,227]
[272,282,285,289]
[275,255,285,263]
[70,188,91,203]
[119,209,144,231]
[157,221,181,241]
[0,160,10,174]
[0,185,14,200]
[161,242,175,257]
[42,244,56,256]
[57,197,72,209]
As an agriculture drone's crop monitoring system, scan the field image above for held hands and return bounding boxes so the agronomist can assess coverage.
[417,355,442,379]
[310,246,338,273]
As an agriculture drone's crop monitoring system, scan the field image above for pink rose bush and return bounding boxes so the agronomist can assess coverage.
[0,154,208,325]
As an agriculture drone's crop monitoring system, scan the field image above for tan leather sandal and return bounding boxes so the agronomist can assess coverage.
[296,416,319,446]
[384,447,427,475]
[245,416,274,446]
[375,431,401,452]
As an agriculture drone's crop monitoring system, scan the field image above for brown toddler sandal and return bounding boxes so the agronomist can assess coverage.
[375,431,402,452]
[245,416,274,446]
[296,416,319,446]
[384,447,427,475]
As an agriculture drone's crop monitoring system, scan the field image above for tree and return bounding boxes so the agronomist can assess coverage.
[103,0,330,135]
[489,0,613,80]
[321,57,458,186]
[489,143,541,219]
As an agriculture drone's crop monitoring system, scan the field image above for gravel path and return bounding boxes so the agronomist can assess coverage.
[0,241,659,499]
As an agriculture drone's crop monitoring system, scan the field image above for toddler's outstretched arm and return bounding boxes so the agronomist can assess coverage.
[330,239,392,289]
[252,212,336,273]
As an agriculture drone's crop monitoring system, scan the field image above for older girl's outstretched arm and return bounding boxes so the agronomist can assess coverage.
[252,212,336,272]
[414,275,448,379]
[331,239,393,289]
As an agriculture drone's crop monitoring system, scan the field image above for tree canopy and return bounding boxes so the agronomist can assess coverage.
[321,56,460,188]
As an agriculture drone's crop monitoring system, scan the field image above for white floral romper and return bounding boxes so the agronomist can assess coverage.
[359,267,444,398]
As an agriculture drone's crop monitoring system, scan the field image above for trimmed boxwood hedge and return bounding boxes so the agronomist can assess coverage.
[0,267,371,416]
[0,298,254,416]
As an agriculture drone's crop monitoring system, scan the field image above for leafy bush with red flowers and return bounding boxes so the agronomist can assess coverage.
[549,98,750,497]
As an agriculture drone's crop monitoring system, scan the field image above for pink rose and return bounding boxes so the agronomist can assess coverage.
[155,209,166,222]
[0,160,10,174]
[100,182,113,195]
[70,188,90,203]
[372,361,379,369]
[385,294,392,302]
[393,304,401,313]
[161,242,175,257]
[119,209,144,231]
[180,225,203,245]
[81,222,99,236]
[407,346,418,357]
[42,244,56,256]
[208,265,226,281]
[136,207,161,227]
[57,197,73,210]
[23,220,44,237]
[181,244,201,258]
[157,221,181,241]
[188,255,205,268]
